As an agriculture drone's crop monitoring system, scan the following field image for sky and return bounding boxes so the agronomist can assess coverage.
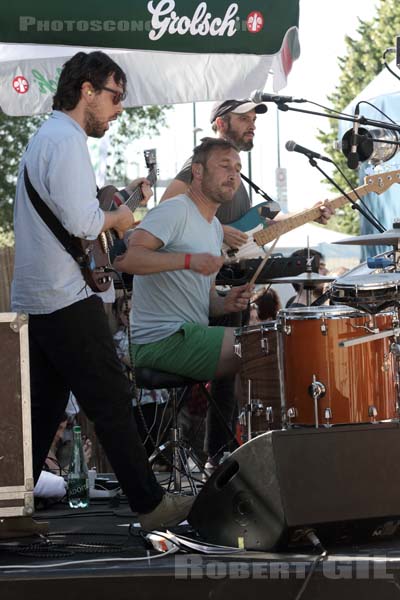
[120,0,382,213]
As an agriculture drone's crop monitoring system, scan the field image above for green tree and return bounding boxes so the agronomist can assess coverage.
[318,0,400,234]
[0,105,169,242]
[0,113,42,240]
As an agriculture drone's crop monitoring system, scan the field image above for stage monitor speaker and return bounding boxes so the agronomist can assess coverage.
[189,423,400,550]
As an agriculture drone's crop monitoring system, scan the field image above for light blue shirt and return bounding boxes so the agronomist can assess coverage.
[11,111,105,314]
[131,195,223,344]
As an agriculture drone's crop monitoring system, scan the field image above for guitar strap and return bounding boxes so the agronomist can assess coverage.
[23,166,90,270]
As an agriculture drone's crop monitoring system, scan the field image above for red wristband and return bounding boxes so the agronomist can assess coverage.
[184,254,192,270]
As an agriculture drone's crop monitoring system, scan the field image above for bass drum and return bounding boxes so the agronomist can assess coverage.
[278,305,398,426]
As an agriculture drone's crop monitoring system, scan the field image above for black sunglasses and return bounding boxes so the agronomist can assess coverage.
[101,86,127,105]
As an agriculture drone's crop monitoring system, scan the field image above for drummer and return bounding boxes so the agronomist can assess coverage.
[286,249,329,307]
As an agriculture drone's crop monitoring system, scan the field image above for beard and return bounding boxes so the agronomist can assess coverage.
[224,122,254,151]
[84,107,107,138]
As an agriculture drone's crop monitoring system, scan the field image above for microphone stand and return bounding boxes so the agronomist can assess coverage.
[277,99,398,232]
[276,103,400,133]
[306,157,386,233]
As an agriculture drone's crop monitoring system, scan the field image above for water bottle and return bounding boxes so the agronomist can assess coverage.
[67,425,89,509]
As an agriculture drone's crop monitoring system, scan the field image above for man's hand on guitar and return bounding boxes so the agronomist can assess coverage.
[313,200,335,225]
[126,177,153,206]
[103,204,135,239]
[222,225,248,249]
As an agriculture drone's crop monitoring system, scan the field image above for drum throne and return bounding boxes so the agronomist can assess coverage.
[135,368,238,494]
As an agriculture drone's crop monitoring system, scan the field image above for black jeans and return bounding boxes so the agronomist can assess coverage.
[28,295,163,513]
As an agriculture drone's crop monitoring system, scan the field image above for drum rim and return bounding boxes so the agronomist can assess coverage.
[278,305,368,319]
[234,321,277,335]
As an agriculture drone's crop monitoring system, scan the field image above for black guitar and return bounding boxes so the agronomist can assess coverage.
[80,149,157,293]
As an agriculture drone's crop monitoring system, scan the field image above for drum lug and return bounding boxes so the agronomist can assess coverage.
[261,336,270,354]
[368,405,378,423]
[287,407,298,425]
[324,407,332,427]
[234,341,242,358]
[390,342,400,357]
[265,406,274,428]
[320,320,328,336]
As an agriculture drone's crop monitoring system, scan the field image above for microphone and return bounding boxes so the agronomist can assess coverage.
[250,90,306,104]
[347,104,360,170]
[285,140,332,163]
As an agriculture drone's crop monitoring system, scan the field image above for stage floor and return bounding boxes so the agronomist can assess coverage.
[2,497,400,600]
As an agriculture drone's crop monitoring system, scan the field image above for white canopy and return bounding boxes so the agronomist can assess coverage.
[0,32,297,116]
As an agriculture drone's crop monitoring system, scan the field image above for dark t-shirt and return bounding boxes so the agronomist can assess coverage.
[175,157,251,225]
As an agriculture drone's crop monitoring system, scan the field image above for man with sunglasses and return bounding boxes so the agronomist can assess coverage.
[12,51,194,529]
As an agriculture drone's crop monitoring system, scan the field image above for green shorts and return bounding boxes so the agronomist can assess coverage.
[132,323,225,381]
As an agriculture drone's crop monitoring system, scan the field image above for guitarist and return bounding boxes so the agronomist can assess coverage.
[11,51,194,530]
[161,99,335,470]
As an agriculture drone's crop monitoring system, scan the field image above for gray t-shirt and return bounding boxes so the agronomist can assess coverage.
[131,194,223,344]
[175,157,250,225]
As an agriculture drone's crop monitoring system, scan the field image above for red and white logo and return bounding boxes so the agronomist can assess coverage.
[13,76,29,94]
[247,11,264,33]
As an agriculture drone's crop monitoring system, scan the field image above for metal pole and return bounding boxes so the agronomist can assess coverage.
[247,152,253,204]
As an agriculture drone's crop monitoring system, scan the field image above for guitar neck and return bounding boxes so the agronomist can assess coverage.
[253,182,371,247]
[124,168,157,212]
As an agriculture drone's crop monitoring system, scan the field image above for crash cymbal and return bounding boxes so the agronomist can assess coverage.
[334,228,400,246]
[267,272,336,285]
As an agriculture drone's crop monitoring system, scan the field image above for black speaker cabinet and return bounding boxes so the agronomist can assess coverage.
[189,423,400,550]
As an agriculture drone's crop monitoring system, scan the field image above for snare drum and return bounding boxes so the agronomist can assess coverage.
[234,322,281,434]
[331,273,400,314]
[278,305,398,426]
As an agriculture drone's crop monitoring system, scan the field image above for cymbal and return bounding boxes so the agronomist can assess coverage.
[267,272,336,285]
[334,228,400,246]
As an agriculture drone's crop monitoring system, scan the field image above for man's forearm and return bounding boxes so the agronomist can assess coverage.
[114,245,186,275]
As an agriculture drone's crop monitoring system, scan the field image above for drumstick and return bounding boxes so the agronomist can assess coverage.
[248,237,281,286]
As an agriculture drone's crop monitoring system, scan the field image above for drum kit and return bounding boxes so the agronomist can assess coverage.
[235,224,400,441]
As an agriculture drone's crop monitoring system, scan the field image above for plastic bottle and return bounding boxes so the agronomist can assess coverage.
[67,425,89,509]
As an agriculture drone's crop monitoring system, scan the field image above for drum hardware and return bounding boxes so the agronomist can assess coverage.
[320,318,328,335]
[308,375,326,428]
[339,326,400,349]
[351,321,378,334]
[390,342,400,356]
[324,408,332,426]
[368,405,378,423]
[287,407,298,425]
[234,334,242,358]
[260,327,270,354]
[265,406,274,427]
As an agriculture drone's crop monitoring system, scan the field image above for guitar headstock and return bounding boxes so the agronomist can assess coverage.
[364,169,400,195]
[144,148,157,169]
[144,148,158,185]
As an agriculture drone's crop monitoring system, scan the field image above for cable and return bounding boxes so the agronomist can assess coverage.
[0,545,178,571]
[358,100,398,125]
[290,530,327,600]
